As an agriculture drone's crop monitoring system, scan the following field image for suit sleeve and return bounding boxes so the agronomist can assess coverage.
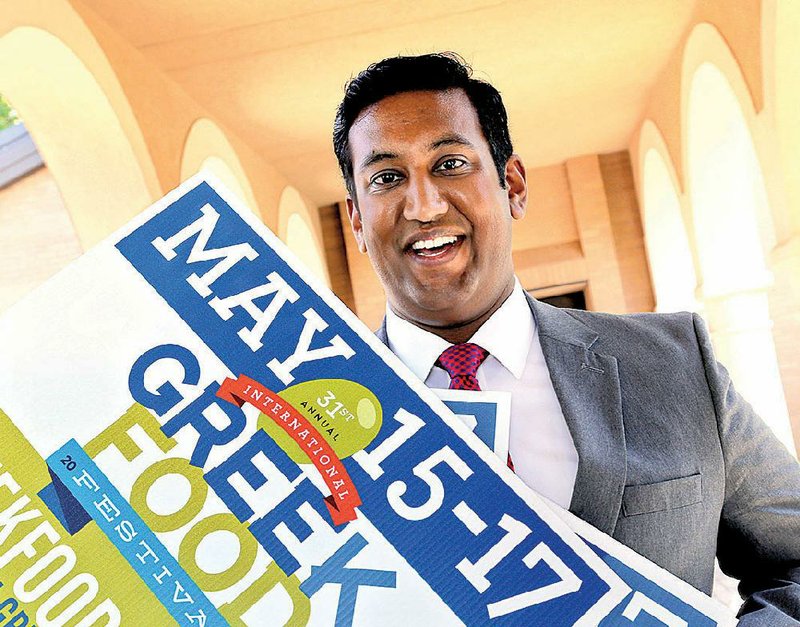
[692,313,800,625]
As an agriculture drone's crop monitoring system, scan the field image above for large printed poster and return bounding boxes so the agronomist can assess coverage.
[0,175,733,626]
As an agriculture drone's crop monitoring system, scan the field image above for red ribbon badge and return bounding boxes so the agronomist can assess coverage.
[216,375,361,526]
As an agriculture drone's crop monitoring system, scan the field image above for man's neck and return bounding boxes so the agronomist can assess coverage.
[392,280,516,344]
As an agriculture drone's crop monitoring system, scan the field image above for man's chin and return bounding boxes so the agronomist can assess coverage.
[392,295,478,329]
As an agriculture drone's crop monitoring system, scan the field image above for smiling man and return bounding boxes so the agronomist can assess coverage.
[333,53,800,624]
[342,85,526,342]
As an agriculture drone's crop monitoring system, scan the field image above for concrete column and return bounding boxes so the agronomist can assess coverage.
[566,155,626,312]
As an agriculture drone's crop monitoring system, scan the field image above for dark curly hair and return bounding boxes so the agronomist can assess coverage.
[333,52,513,201]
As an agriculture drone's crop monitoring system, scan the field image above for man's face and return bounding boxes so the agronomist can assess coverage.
[346,88,527,329]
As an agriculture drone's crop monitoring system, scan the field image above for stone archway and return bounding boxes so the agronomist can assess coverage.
[0,27,155,248]
[277,186,329,287]
[180,117,258,214]
[638,123,699,313]
[686,60,793,452]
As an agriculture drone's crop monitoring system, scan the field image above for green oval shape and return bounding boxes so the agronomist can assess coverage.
[357,397,376,429]
[259,379,383,464]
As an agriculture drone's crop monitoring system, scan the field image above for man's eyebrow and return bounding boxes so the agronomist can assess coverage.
[359,151,397,171]
[357,134,473,171]
[430,134,475,150]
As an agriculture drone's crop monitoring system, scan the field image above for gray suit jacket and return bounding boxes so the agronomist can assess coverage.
[377,295,800,625]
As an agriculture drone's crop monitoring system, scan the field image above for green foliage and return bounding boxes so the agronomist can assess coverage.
[0,94,20,131]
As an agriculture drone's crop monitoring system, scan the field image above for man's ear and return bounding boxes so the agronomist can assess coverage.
[345,197,368,254]
[505,154,527,221]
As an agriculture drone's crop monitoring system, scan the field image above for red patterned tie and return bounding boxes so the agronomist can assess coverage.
[436,343,515,472]
[436,343,488,391]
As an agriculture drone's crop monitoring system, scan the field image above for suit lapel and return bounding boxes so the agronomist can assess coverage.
[527,296,627,535]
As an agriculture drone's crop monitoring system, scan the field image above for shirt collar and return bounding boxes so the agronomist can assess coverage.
[384,278,534,381]
[470,279,534,379]
[385,308,451,383]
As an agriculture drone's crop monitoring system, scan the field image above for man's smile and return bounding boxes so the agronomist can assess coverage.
[403,232,466,263]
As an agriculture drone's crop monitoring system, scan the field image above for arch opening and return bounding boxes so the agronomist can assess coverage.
[687,60,793,453]
[688,63,774,296]
[641,148,698,313]
[277,186,329,287]
[180,118,258,213]
[0,26,153,249]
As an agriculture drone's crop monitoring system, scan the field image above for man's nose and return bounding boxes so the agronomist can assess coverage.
[402,176,448,222]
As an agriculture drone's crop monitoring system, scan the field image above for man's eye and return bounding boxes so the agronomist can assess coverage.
[370,171,403,187]
[435,157,467,172]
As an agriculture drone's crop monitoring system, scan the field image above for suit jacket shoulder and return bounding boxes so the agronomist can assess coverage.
[532,299,800,624]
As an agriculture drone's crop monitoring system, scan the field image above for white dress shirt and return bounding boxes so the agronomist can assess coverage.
[385,279,579,508]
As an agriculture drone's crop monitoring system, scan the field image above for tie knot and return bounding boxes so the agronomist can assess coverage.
[436,343,489,391]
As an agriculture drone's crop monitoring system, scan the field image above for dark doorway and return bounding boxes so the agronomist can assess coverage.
[537,290,586,310]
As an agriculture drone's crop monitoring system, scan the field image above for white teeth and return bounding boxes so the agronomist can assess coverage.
[411,235,458,251]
